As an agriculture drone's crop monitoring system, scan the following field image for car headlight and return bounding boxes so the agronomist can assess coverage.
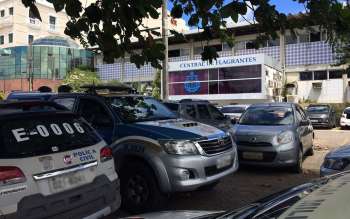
[277,131,294,144]
[323,158,350,171]
[320,114,327,119]
[160,140,199,155]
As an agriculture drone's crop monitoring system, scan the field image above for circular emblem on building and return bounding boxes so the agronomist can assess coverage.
[184,71,201,93]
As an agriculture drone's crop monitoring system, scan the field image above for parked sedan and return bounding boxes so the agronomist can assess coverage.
[232,103,314,173]
[320,144,350,176]
[306,104,336,129]
[220,104,249,121]
[127,171,350,219]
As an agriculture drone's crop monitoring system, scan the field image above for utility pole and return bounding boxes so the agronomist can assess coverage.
[161,0,168,100]
[28,42,33,91]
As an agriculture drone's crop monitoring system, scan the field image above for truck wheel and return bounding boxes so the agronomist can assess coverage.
[197,180,220,191]
[120,161,166,213]
[291,147,303,174]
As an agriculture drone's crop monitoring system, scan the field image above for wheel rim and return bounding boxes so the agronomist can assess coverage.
[126,174,150,205]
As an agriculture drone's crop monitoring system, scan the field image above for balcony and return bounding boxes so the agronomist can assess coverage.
[0,16,14,28]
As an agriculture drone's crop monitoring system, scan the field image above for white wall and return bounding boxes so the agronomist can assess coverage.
[297,79,343,103]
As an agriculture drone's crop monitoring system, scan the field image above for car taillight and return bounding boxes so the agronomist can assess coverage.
[0,166,26,186]
[100,147,113,162]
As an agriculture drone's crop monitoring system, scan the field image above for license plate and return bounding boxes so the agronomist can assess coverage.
[49,172,86,193]
[216,155,232,169]
[242,152,263,160]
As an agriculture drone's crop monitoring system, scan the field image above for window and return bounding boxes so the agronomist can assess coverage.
[78,98,113,128]
[300,72,313,81]
[194,46,203,55]
[53,98,76,110]
[29,9,36,24]
[234,41,245,50]
[168,49,180,57]
[299,34,309,43]
[314,71,327,80]
[204,44,222,52]
[310,32,321,42]
[329,70,343,79]
[246,41,256,49]
[197,104,211,119]
[49,16,56,30]
[9,7,13,15]
[0,10,4,17]
[222,43,232,51]
[268,38,280,47]
[28,35,34,44]
[0,35,4,45]
[183,105,197,119]
[8,33,12,43]
[180,48,190,56]
[285,34,298,44]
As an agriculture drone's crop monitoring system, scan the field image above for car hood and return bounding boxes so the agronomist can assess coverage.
[124,210,222,219]
[326,144,350,159]
[307,113,328,118]
[234,124,291,136]
[124,118,227,140]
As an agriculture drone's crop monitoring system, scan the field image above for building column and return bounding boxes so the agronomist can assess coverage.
[343,69,348,103]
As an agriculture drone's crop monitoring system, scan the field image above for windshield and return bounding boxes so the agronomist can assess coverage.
[221,107,246,114]
[307,105,329,113]
[106,96,177,123]
[208,104,226,120]
[239,106,294,126]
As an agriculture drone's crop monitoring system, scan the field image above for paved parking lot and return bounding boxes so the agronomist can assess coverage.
[110,129,350,218]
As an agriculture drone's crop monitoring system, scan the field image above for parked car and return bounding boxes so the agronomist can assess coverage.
[8,87,239,213]
[163,99,233,131]
[220,104,249,121]
[232,103,314,173]
[306,104,336,129]
[340,107,350,129]
[0,101,120,219]
[126,171,350,219]
[320,143,350,176]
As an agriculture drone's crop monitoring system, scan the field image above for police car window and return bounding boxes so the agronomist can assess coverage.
[78,98,113,127]
[0,114,101,158]
[54,98,75,110]
[107,96,176,123]
[197,104,211,119]
[208,104,226,120]
[184,104,197,119]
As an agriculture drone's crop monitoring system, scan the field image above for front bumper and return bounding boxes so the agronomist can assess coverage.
[310,121,330,128]
[2,175,121,219]
[237,142,298,167]
[163,148,238,192]
[340,119,350,127]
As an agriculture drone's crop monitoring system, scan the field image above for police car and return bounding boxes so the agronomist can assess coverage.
[8,86,239,213]
[0,101,120,219]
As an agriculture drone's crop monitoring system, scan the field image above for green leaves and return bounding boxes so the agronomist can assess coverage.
[48,0,66,12]
[171,4,183,18]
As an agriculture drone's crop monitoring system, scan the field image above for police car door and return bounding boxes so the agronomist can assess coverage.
[77,97,115,144]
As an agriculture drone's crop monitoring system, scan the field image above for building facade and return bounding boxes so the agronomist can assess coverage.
[96,24,349,104]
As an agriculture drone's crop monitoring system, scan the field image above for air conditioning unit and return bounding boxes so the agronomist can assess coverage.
[312,82,322,89]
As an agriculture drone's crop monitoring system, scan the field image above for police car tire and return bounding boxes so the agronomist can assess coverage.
[120,161,166,213]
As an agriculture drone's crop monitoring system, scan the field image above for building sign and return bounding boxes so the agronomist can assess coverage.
[184,72,201,93]
[169,54,264,72]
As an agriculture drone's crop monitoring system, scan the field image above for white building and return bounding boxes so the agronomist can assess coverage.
[96,23,349,104]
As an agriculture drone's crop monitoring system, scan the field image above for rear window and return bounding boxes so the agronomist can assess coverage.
[221,107,246,114]
[0,114,102,158]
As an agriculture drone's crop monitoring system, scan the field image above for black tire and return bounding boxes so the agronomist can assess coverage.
[197,180,220,191]
[291,147,303,174]
[120,160,167,214]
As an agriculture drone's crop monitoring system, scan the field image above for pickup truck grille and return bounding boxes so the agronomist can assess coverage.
[198,136,232,155]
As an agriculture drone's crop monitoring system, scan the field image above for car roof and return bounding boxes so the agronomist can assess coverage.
[249,102,294,108]
[222,104,250,108]
[0,100,74,118]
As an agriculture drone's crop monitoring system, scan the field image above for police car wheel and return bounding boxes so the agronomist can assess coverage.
[121,161,165,213]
